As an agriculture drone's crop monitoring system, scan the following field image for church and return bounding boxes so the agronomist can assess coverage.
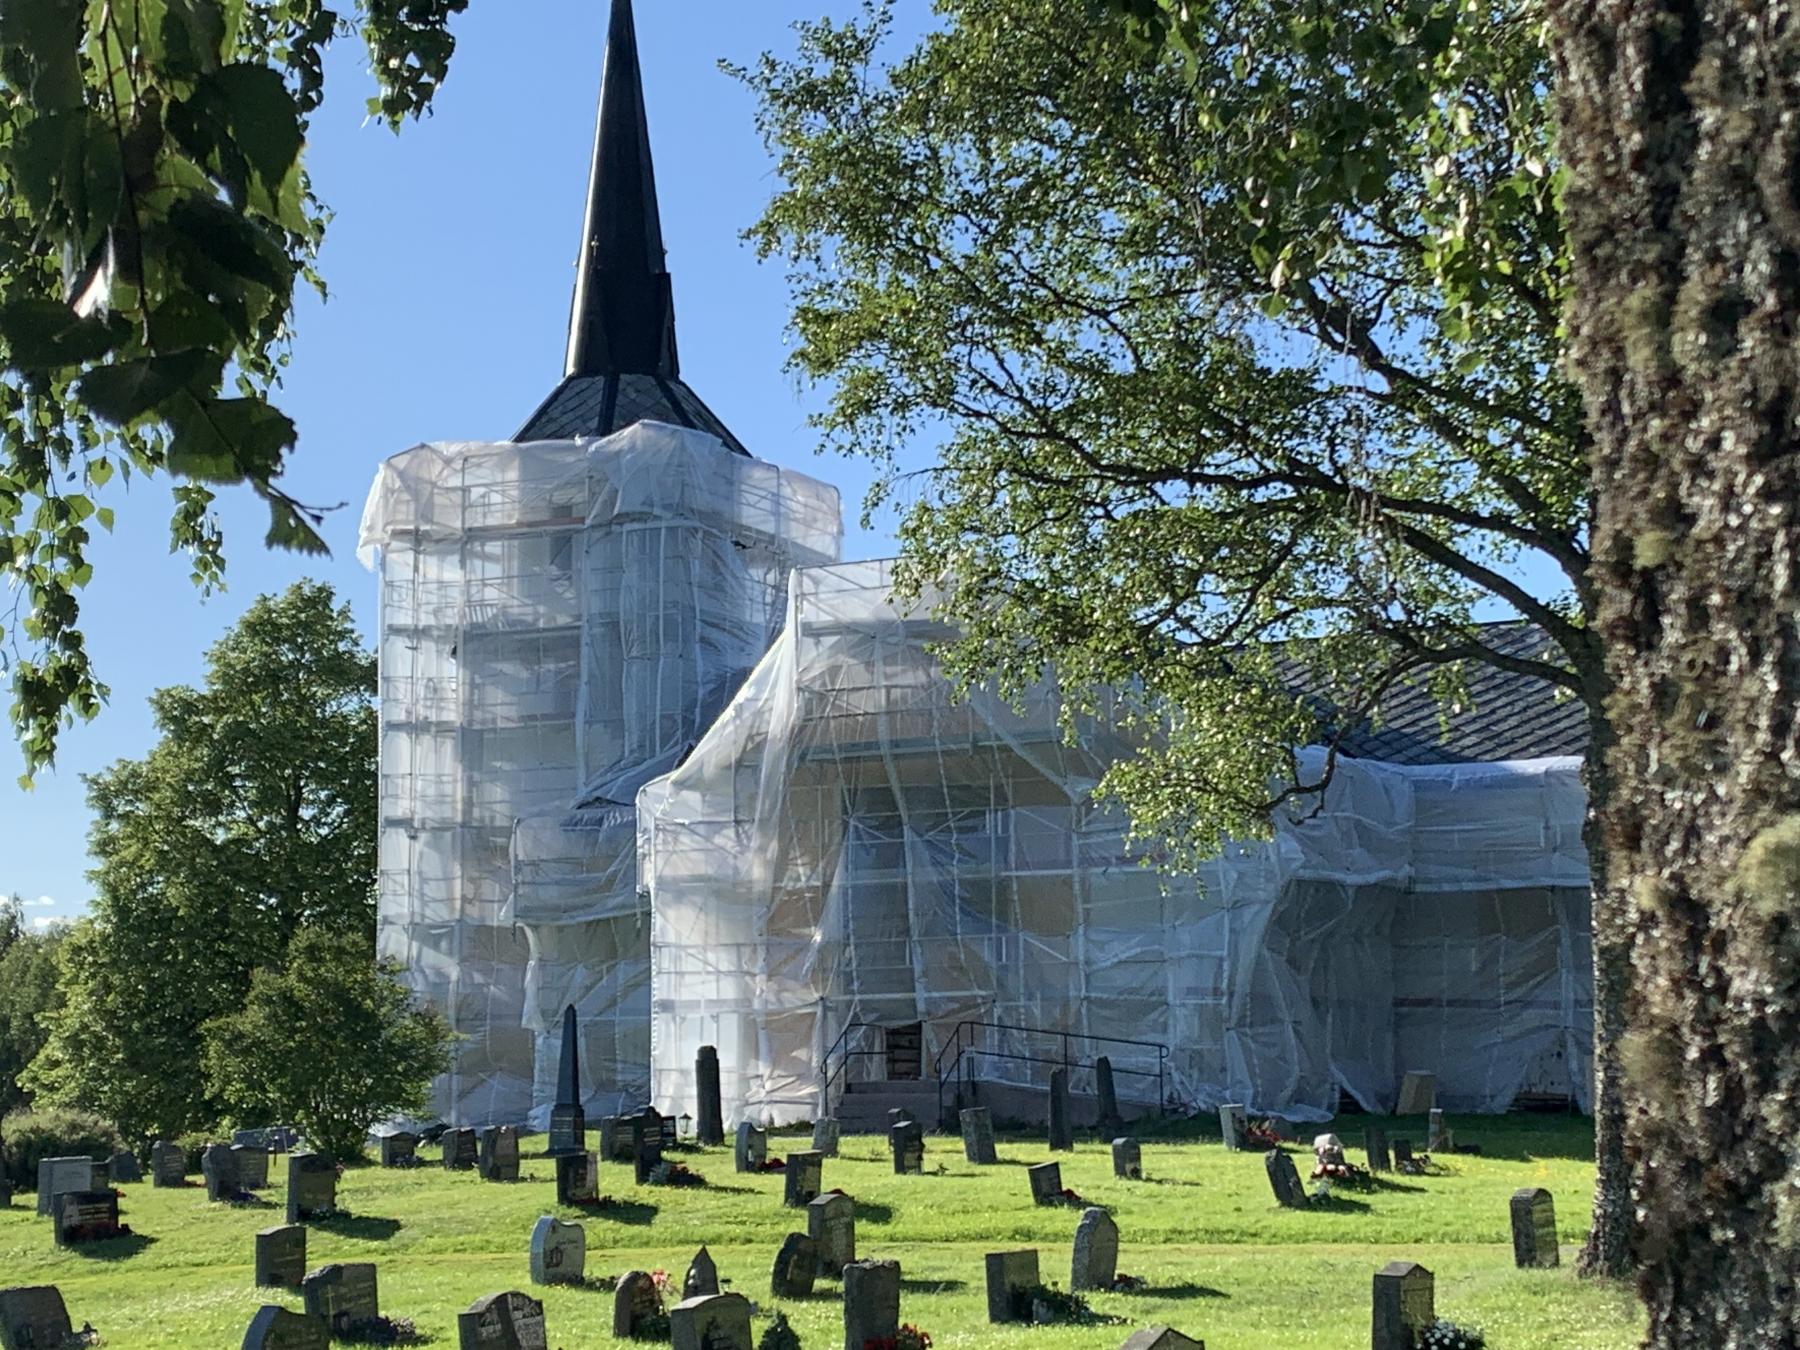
[359,0,1595,1133]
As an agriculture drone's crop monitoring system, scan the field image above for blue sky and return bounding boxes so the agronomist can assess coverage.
[1,2,927,921]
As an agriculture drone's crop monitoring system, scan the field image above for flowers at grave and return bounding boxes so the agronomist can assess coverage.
[866,1323,934,1350]
[1309,1133,1370,1187]
[1107,1273,1148,1292]
[647,1158,708,1187]
[757,1156,787,1172]
[335,1315,424,1345]
[1419,1319,1487,1349]
[1057,1186,1088,1207]
[759,1311,804,1350]
[1244,1118,1285,1150]
[1012,1283,1108,1326]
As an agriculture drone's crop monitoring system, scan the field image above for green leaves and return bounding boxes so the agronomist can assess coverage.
[0,301,127,370]
[76,350,221,425]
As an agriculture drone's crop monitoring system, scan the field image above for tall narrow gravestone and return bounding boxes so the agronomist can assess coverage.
[301,1263,379,1336]
[549,1004,586,1156]
[684,1248,720,1298]
[811,1118,841,1157]
[1028,1161,1063,1205]
[984,1249,1040,1323]
[1428,1108,1451,1152]
[961,1108,998,1164]
[530,1216,587,1285]
[203,1143,240,1202]
[631,1111,664,1185]
[1070,1207,1119,1291]
[670,1293,752,1350]
[770,1232,820,1298]
[808,1191,856,1275]
[256,1225,308,1288]
[735,1123,767,1173]
[286,1153,337,1223]
[784,1151,823,1207]
[1510,1188,1559,1268]
[1112,1137,1142,1179]
[696,1046,725,1147]
[243,1303,329,1350]
[890,1119,924,1174]
[1048,1067,1073,1150]
[1095,1056,1123,1135]
[458,1291,547,1350]
[842,1259,900,1350]
[1265,1150,1308,1208]
[1371,1261,1434,1350]
[1218,1104,1246,1150]
[1364,1126,1391,1172]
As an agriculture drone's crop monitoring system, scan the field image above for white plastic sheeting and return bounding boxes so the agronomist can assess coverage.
[359,423,840,1125]
[639,560,1593,1127]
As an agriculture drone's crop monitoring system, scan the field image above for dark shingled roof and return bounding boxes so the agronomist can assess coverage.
[517,0,750,457]
[1307,623,1591,765]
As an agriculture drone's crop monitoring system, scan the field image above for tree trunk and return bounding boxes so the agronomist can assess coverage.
[1550,0,1800,1339]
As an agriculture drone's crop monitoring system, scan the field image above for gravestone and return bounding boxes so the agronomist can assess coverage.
[660,1116,678,1148]
[670,1293,752,1350]
[0,1287,74,1350]
[770,1232,820,1298]
[243,1304,329,1350]
[811,1119,841,1158]
[842,1260,900,1350]
[1070,1207,1119,1291]
[443,1128,479,1170]
[684,1247,720,1299]
[631,1110,665,1185]
[203,1143,241,1202]
[1218,1104,1246,1151]
[1427,1109,1450,1152]
[256,1225,308,1288]
[984,1249,1040,1323]
[53,1190,121,1246]
[150,1140,186,1187]
[457,1291,547,1350]
[1396,1071,1436,1115]
[885,1108,910,1134]
[1364,1126,1391,1172]
[1112,1137,1142,1179]
[960,1108,997,1164]
[808,1191,856,1275]
[613,1271,662,1339]
[236,1127,298,1153]
[548,1004,587,1156]
[1393,1139,1414,1167]
[1118,1327,1206,1350]
[1095,1056,1123,1135]
[600,1117,631,1162]
[556,1151,599,1205]
[1027,1161,1063,1205]
[889,1119,924,1174]
[1510,1188,1560,1268]
[530,1215,586,1285]
[734,1123,767,1173]
[1371,1260,1434,1350]
[35,1157,93,1216]
[233,1144,271,1190]
[1048,1067,1073,1151]
[301,1262,379,1335]
[1265,1150,1308,1208]
[784,1150,823,1207]
[108,1151,142,1184]
[285,1153,337,1223]
[0,1183,10,1209]
[696,1046,725,1146]
[479,1126,521,1183]
[379,1132,419,1168]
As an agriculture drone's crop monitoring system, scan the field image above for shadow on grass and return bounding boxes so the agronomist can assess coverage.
[72,1232,157,1261]
[224,1194,277,1210]
[854,1200,894,1225]
[312,1214,403,1241]
[1366,1176,1428,1195]
[899,1278,967,1294]
[697,1183,760,1197]
[592,1199,658,1226]
[1302,1193,1372,1214]
[1125,1282,1228,1301]
[778,1289,844,1303]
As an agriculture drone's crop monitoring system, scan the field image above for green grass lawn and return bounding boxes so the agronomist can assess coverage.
[0,1114,1643,1349]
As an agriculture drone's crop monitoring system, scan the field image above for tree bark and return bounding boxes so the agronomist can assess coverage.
[1550,0,1800,1339]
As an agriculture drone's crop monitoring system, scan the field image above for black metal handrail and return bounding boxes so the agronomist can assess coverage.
[933,1019,1171,1126]
[820,1020,890,1102]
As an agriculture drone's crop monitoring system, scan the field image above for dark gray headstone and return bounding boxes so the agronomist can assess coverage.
[1112,1137,1142,1179]
[1028,1160,1063,1205]
[1510,1187,1559,1268]
[1393,1139,1414,1167]
[556,1151,599,1205]
[530,1216,586,1285]
[770,1231,820,1298]
[1095,1056,1122,1135]
[1218,1104,1246,1150]
[984,1249,1040,1323]
[301,1262,379,1335]
[811,1118,840,1157]
[808,1191,856,1275]
[0,1287,73,1350]
[1048,1067,1073,1151]
[549,1004,586,1157]
[734,1123,767,1174]
[479,1126,521,1183]
[256,1224,307,1289]
[232,1144,270,1190]
[108,1150,142,1185]
[1265,1150,1308,1208]
[243,1303,329,1350]
[1070,1206,1119,1291]
[1117,1327,1205,1350]
[379,1132,419,1168]
[443,1128,479,1170]
[151,1139,186,1187]
[695,1046,724,1147]
[1371,1260,1434,1350]
[684,1247,719,1299]
[961,1108,997,1165]
[886,1107,910,1133]
[286,1153,337,1223]
[889,1119,924,1174]
[600,1116,631,1162]
[784,1150,823,1207]
[631,1110,665,1184]
[842,1260,900,1350]
[1364,1126,1390,1172]
[457,1291,547,1350]
[613,1270,661,1339]
[35,1157,94,1216]
[670,1293,751,1350]
[53,1189,120,1246]
[203,1143,240,1202]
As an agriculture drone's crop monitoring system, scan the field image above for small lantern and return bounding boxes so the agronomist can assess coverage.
[678,1112,693,1139]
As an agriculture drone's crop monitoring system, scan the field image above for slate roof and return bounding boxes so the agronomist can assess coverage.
[517,372,749,452]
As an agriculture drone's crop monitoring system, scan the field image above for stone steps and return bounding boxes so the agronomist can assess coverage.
[835,1079,941,1132]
